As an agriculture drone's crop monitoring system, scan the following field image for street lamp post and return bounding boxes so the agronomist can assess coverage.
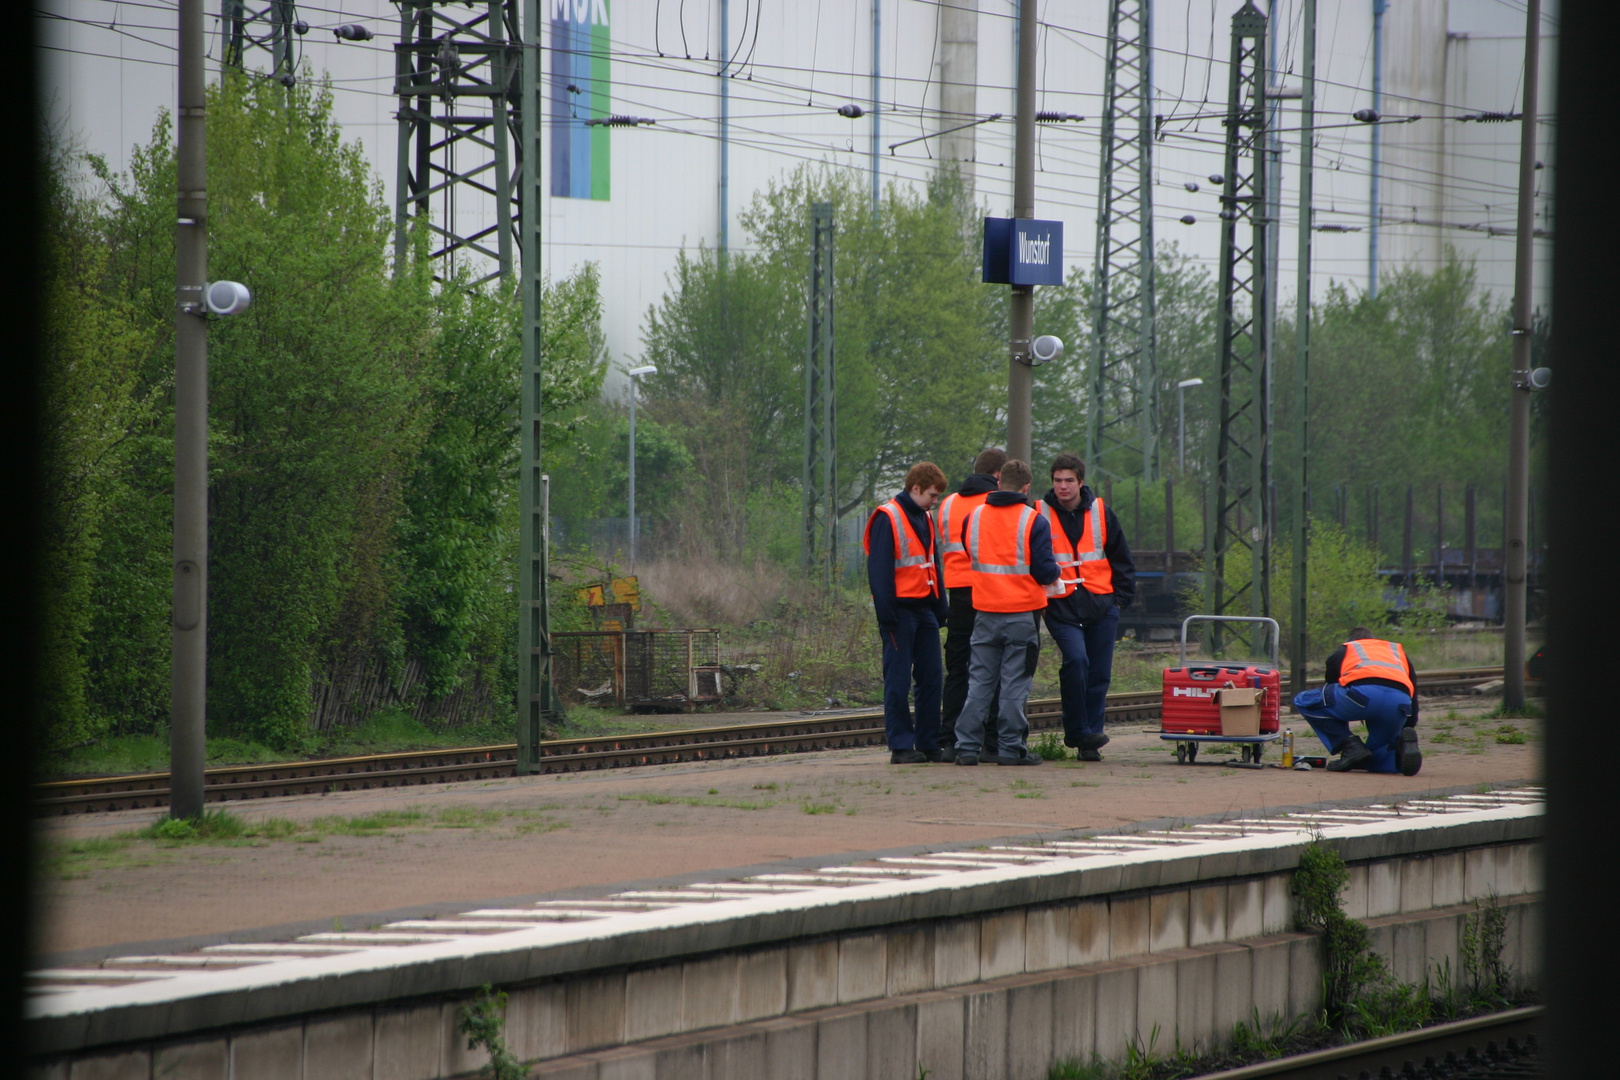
[627,365,657,570]
[1176,378,1204,473]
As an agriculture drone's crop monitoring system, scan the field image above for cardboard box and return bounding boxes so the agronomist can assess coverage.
[1215,686,1263,736]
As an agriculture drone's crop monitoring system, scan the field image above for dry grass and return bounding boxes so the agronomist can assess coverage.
[636,556,791,628]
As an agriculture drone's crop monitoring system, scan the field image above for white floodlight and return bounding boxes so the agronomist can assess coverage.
[203,281,252,316]
[1177,377,1205,390]
[628,365,659,378]
[1030,335,1064,366]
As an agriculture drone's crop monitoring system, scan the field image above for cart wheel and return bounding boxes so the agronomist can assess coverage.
[1251,741,1263,762]
[1187,742,1199,763]
[1175,744,1187,764]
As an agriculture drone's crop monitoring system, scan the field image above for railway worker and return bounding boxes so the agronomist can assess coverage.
[864,462,953,764]
[1292,627,1422,775]
[952,459,1060,766]
[935,447,1007,756]
[1038,454,1136,761]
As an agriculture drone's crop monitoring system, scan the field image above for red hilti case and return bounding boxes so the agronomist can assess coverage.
[1161,615,1283,735]
[1161,664,1282,734]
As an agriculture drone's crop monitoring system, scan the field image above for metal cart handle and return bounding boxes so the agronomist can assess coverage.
[1179,615,1281,667]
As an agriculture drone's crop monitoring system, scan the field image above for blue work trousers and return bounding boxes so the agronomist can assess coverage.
[1044,605,1120,742]
[1292,681,1413,773]
[879,606,945,752]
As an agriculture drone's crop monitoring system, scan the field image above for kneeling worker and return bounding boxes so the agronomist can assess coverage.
[1292,628,1422,774]
[864,462,952,764]
[953,459,1060,766]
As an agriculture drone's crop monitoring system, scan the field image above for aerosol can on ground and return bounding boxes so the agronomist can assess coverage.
[1281,729,1295,769]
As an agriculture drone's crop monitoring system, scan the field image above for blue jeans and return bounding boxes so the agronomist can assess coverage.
[1044,605,1120,742]
[879,606,944,752]
[1292,681,1413,773]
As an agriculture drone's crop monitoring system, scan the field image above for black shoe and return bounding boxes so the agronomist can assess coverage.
[1079,748,1102,762]
[1326,734,1373,772]
[924,747,956,763]
[996,750,1043,766]
[955,752,980,766]
[890,748,928,764]
[1395,728,1422,776]
[1076,732,1111,751]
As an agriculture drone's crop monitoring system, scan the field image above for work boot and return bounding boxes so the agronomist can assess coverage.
[1079,748,1102,762]
[1394,728,1423,776]
[1077,731,1111,751]
[955,751,980,766]
[996,749,1043,766]
[925,746,956,763]
[890,748,928,765]
[1326,734,1373,772]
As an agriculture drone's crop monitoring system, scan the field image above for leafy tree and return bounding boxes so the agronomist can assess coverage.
[38,143,163,747]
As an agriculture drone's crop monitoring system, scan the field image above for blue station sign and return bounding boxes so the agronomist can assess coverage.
[982,217,1064,286]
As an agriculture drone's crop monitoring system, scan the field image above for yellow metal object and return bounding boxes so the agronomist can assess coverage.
[1281,729,1295,769]
[576,575,642,611]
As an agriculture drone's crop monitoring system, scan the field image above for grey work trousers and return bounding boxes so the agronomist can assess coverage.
[953,609,1040,756]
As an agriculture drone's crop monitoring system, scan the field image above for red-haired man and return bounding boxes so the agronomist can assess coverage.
[864,462,953,763]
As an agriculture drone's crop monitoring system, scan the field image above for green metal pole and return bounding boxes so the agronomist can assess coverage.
[1290,0,1316,694]
[517,0,557,770]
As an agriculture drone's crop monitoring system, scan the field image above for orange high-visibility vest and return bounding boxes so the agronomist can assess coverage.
[863,499,940,599]
[936,490,992,589]
[1038,497,1113,598]
[964,501,1048,613]
[1339,638,1415,695]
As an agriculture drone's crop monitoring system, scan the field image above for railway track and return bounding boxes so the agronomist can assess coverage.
[35,666,1506,816]
[1200,1006,1542,1080]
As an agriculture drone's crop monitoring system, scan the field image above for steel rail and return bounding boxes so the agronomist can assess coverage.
[35,666,1506,816]
[1197,1005,1542,1080]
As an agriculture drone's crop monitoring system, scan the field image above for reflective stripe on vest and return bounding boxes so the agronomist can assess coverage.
[1038,503,1078,597]
[965,502,1048,612]
[862,499,939,599]
[1338,638,1415,695]
[937,491,990,589]
[1042,497,1113,596]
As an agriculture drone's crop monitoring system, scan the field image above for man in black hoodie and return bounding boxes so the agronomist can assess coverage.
[935,447,1007,753]
[1039,454,1136,760]
[864,462,953,763]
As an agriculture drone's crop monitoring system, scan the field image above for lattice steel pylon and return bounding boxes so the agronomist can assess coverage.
[392,1,521,286]
[1203,1,1271,643]
[802,203,838,580]
[220,1,300,80]
[393,3,559,769]
[1086,0,1159,483]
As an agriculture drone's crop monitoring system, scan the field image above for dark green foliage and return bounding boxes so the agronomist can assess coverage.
[1292,840,1389,1027]
[457,984,524,1080]
[41,74,605,753]
[1461,895,1510,1003]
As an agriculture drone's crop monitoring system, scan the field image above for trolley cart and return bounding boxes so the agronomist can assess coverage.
[1161,615,1283,766]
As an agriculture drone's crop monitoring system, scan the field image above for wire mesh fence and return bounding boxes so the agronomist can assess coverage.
[552,629,722,711]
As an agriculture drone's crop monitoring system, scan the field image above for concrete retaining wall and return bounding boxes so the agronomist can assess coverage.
[34,837,1541,1080]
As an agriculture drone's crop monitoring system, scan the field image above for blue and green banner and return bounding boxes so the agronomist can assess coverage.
[550,0,611,200]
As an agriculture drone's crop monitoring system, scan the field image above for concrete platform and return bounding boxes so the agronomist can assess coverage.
[36,712,1540,958]
[30,788,1543,1077]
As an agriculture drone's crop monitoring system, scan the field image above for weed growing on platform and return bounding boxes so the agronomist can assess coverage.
[458,984,523,1080]
[1033,731,1068,761]
[1493,726,1529,744]
[800,801,837,815]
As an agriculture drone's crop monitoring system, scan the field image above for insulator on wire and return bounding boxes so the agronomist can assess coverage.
[1035,111,1085,122]
[293,20,308,35]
